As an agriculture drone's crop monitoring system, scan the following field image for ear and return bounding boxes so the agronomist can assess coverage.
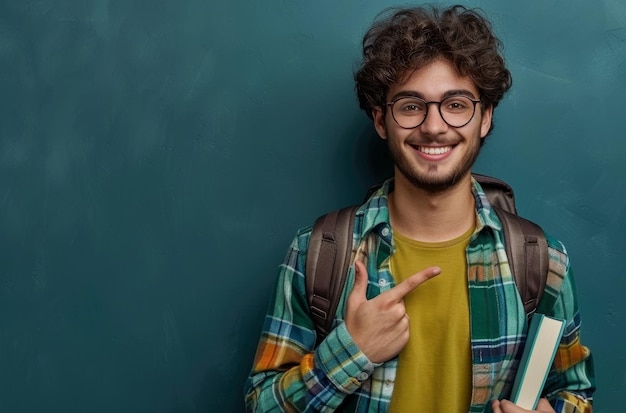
[479,104,493,139]
[372,106,387,139]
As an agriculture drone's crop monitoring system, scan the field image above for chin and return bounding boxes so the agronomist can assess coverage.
[403,168,469,193]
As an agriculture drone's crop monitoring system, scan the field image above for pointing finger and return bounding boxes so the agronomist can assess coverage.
[388,267,441,301]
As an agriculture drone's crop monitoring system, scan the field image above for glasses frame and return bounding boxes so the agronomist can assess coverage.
[385,95,482,129]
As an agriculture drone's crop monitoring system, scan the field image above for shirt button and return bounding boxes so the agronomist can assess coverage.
[357,372,369,381]
[378,279,387,287]
[384,379,393,387]
[381,227,390,237]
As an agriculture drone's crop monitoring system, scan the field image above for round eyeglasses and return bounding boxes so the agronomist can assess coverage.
[386,95,481,129]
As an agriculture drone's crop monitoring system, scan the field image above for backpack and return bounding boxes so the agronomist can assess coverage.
[305,174,548,344]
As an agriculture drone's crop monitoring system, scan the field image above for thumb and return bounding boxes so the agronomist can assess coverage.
[349,261,369,302]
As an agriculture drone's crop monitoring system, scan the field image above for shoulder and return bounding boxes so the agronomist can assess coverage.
[545,231,570,274]
[539,231,575,312]
[295,224,313,242]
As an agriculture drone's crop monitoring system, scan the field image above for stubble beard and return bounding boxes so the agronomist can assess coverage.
[386,134,482,194]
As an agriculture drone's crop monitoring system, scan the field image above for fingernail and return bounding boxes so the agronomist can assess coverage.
[432,268,441,275]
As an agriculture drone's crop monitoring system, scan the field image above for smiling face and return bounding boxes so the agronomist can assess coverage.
[372,58,493,193]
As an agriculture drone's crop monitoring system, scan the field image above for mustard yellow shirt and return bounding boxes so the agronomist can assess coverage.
[389,225,474,413]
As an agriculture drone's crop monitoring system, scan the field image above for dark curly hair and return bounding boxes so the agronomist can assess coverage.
[355,5,512,134]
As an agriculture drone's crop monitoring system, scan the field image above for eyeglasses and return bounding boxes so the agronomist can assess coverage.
[386,95,481,129]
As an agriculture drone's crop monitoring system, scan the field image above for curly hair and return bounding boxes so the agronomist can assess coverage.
[355,5,512,127]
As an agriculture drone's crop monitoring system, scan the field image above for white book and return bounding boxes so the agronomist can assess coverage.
[510,314,565,410]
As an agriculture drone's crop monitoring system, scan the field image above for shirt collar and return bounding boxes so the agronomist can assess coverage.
[356,176,503,237]
[355,179,393,238]
[471,176,503,233]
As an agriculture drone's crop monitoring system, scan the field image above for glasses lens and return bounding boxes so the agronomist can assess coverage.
[440,95,476,127]
[391,97,427,128]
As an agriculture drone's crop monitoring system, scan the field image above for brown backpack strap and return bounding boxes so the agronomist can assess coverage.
[493,206,549,317]
[473,173,517,213]
[306,206,359,344]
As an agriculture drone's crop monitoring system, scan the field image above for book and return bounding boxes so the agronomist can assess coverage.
[510,314,565,410]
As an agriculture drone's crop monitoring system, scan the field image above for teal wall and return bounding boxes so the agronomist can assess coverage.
[0,0,623,412]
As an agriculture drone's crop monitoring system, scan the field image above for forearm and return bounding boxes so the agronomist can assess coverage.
[547,336,594,413]
[545,304,595,411]
[541,241,595,412]
[245,323,376,412]
[244,362,312,413]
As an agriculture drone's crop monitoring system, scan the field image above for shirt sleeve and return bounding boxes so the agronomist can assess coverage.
[243,231,376,412]
[539,238,595,413]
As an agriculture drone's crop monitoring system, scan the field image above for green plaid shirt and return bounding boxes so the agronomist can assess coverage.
[245,178,595,412]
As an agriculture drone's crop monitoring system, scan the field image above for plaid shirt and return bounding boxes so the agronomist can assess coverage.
[245,178,595,412]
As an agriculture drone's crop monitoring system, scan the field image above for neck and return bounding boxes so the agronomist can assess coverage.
[388,173,476,242]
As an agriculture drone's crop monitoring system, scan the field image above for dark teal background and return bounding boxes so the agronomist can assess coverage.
[0,0,623,412]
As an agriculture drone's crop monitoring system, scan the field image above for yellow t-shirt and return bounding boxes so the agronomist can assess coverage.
[388,225,474,413]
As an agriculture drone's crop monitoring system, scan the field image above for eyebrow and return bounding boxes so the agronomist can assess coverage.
[389,89,478,101]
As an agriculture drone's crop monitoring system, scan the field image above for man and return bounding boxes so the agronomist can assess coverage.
[244,5,595,412]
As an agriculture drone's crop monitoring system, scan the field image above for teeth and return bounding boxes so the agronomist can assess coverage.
[418,146,452,155]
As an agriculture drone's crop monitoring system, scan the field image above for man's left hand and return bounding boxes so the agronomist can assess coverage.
[491,398,556,413]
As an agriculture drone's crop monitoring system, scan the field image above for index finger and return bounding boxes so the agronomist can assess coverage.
[388,267,441,301]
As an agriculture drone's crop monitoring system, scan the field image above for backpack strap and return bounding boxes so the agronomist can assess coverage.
[472,173,517,213]
[306,206,359,345]
[492,206,549,317]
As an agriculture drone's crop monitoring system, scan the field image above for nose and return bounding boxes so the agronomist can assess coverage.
[420,102,449,135]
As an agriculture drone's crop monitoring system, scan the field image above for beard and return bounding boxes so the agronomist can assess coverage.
[386,132,482,193]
